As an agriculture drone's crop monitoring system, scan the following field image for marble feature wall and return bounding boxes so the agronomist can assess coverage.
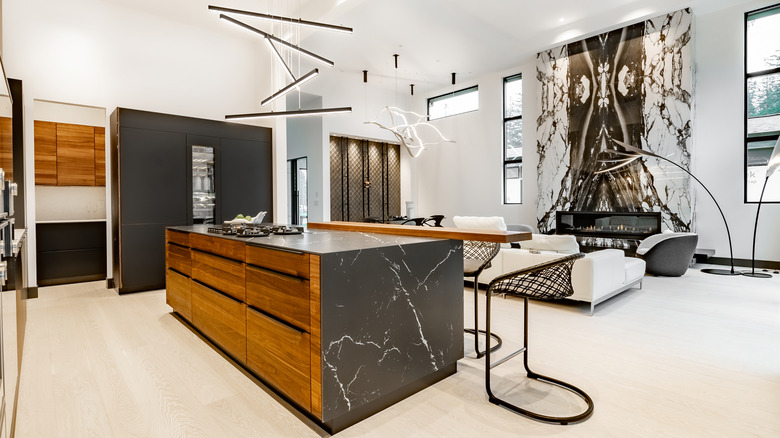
[537,8,693,232]
[319,239,463,422]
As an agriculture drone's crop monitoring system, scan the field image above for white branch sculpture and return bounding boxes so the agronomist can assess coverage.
[365,106,454,158]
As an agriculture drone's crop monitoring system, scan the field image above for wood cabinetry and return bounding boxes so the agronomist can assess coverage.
[95,127,105,186]
[192,281,247,363]
[165,229,322,420]
[0,117,12,180]
[34,121,57,185]
[33,121,106,186]
[247,307,311,410]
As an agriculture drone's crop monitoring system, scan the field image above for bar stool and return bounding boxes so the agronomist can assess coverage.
[463,240,502,358]
[484,253,594,425]
[423,215,445,227]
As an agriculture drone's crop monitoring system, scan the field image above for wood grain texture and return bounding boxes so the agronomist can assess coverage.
[309,255,322,420]
[166,229,190,247]
[191,281,247,363]
[192,250,246,302]
[307,221,532,243]
[166,269,192,321]
[246,307,311,411]
[246,265,310,332]
[34,120,58,185]
[56,123,95,186]
[0,117,12,180]
[246,245,310,279]
[190,233,245,262]
[166,243,191,277]
[94,126,106,186]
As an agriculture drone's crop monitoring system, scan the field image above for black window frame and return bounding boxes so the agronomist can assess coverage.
[503,73,522,205]
[744,3,780,203]
[426,85,479,121]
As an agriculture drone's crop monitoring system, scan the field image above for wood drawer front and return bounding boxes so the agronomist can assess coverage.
[166,229,190,247]
[191,281,247,363]
[246,308,311,411]
[166,243,191,276]
[190,233,245,262]
[246,245,310,279]
[166,269,192,321]
[192,250,245,302]
[246,266,310,332]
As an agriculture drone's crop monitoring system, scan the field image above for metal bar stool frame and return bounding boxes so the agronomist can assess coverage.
[463,240,503,358]
[484,253,594,425]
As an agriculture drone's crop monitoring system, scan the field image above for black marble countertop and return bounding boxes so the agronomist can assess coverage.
[168,224,446,255]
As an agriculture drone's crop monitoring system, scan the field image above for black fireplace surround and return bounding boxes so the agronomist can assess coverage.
[556,211,661,253]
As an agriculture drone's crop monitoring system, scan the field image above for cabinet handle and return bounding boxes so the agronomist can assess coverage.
[249,243,304,255]
[248,265,304,283]
[248,306,306,335]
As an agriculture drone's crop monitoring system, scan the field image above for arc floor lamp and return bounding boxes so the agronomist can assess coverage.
[598,139,739,275]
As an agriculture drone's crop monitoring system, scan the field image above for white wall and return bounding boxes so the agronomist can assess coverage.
[3,0,276,287]
[694,0,780,263]
[416,63,538,228]
[286,92,323,223]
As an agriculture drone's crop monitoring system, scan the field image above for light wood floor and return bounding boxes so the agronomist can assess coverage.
[13,265,780,437]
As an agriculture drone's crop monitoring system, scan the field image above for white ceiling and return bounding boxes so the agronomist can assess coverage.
[111,0,753,94]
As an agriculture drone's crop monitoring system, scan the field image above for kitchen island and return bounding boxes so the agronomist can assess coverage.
[165,225,464,433]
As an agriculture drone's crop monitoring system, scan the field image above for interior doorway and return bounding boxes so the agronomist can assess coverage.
[288,157,308,225]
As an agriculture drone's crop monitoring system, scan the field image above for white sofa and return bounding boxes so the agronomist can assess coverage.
[453,217,646,315]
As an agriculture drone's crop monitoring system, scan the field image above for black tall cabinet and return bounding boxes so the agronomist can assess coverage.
[110,108,272,293]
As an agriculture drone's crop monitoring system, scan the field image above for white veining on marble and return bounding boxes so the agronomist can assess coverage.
[536,8,693,233]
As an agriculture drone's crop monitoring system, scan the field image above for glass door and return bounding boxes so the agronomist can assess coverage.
[288,157,307,225]
[192,145,215,224]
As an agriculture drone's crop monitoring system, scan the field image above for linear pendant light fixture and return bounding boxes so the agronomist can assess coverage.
[218,14,334,66]
[261,68,319,106]
[212,4,351,119]
[226,107,352,119]
[209,5,353,34]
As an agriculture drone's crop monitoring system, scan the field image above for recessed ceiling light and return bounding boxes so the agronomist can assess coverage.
[559,17,565,22]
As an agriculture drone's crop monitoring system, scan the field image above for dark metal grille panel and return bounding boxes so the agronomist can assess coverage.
[347,139,364,222]
[329,136,401,222]
[365,141,384,218]
[386,144,401,217]
[329,136,343,221]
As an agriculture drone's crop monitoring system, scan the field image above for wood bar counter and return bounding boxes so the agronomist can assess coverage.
[165,225,465,433]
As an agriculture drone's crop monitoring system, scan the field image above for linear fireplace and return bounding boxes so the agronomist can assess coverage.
[556,211,661,254]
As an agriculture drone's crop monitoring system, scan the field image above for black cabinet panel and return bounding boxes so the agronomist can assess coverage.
[112,108,273,294]
[37,222,106,251]
[119,223,167,293]
[220,138,273,221]
[36,222,107,286]
[119,127,188,225]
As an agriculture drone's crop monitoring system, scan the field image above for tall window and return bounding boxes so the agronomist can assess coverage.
[503,74,522,204]
[746,4,780,202]
[427,86,478,120]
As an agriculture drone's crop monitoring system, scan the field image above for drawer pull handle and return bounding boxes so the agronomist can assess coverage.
[249,243,304,255]
[248,306,306,335]
[248,265,304,282]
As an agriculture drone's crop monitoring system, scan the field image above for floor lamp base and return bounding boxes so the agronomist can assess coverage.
[741,271,773,279]
[700,268,741,275]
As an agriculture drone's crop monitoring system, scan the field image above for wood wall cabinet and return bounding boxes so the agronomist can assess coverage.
[95,127,106,186]
[33,121,106,186]
[0,117,12,180]
[34,121,57,185]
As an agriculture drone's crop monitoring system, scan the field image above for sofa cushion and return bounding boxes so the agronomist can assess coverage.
[519,234,580,254]
[624,257,646,283]
[453,216,507,231]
